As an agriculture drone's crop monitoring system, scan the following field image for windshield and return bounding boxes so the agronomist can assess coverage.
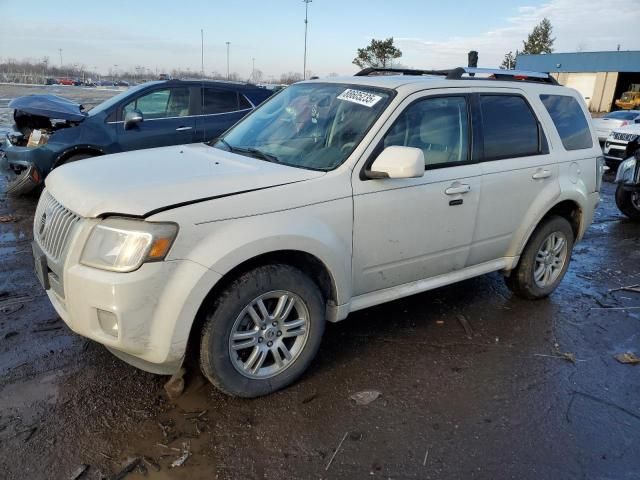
[214,82,392,171]
[605,110,638,120]
[88,82,162,116]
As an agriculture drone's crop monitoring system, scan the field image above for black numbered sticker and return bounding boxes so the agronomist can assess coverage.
[337,89,383,108]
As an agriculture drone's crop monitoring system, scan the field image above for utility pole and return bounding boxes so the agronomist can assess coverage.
[201,29,204,77]
[58,48,63,69]
[303,0,312,79]
[251,57,255,82]
[226,41,231,80]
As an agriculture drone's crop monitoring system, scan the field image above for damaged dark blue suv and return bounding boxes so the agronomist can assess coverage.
[0,80,272,195]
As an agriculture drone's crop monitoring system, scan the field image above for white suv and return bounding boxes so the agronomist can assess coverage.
[32,67,603,397]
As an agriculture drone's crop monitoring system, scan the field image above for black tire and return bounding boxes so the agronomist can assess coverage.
[199,264,325,398]
[505,215,575,299]
[615,185,640,221]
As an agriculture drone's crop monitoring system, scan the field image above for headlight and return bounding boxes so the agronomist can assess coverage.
[615,156,637,184]
[81,218,178,272]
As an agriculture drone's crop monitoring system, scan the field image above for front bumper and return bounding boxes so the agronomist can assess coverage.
[603,141,628,162]
[1,143,61,194]
[36,219,219,374]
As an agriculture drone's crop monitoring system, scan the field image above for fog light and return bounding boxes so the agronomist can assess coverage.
[97,309,119,338]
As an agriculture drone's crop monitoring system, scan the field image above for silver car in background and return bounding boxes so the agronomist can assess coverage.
[592,110,640,142]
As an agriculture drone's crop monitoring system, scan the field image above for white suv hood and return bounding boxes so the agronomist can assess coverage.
[611,123,640,136]
[46,143,325,218]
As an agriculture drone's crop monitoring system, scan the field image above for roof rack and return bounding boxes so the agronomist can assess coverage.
[354,67,449,77]
[355,66,559,85]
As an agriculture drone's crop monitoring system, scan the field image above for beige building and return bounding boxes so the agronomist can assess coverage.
[517,51,640,113]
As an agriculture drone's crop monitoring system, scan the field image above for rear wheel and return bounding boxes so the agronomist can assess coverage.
[615,185,640,221]
[199,264,325,398]
[505,216,574,299]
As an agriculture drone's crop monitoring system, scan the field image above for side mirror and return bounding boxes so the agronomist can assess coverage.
[367,146,425,179]
[635,118,640,124]
[124,109,143,130]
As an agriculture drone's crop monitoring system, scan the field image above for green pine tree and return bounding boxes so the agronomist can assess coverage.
[522,18,555,54]
[352,38,403,69]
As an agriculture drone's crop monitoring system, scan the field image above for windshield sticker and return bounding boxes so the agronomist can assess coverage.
[337,89,383,108]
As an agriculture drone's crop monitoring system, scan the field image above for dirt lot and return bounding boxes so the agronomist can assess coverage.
[1,84,640,480]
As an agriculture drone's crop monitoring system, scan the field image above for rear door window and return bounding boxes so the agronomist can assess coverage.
[202,89,239,114]
[540,94,593,150]
[480,95,542,159]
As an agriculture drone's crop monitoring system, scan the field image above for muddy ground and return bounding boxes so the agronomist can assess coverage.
[1,85,640,480]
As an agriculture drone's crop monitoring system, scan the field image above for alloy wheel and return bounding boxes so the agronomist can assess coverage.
[533,232,568,288]
[228,290,310,379]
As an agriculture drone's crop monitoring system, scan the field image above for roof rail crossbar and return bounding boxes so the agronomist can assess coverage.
[354,66,558,85]
[355,67,450,77]
[446,67,559,85]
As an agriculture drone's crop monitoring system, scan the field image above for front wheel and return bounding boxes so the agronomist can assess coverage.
[505,216,574,299]
[615,185,640,221]
[199,265,325,398]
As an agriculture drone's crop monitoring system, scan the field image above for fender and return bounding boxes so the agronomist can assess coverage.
[165,198,354,307]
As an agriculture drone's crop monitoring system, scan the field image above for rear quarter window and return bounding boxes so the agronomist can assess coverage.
[540,94,593,150]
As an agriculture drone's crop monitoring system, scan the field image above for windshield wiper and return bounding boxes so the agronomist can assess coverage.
[216,138,235,151]
[236,147,282,164]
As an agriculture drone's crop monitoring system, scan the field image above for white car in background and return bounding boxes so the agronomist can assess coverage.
[592,110,640,142]
[604,123,640,166]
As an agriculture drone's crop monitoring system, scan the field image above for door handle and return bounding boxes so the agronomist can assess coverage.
[532,169,552,180]
[445,184,471,195]
[175,126,193,131]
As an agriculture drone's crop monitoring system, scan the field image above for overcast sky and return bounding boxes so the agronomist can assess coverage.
[1,0,639,78]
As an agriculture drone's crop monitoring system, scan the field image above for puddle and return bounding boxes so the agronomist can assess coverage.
[0,230,27,242]
[0,245,16,256]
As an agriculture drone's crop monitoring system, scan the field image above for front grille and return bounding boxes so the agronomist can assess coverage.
[33,189,82,261]
[612,132,638,142]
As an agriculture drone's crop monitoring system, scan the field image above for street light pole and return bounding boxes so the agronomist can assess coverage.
[201,29,204,77]
[59,49,63,69]
[251,57,255,82]
[226,41,231,80]
[303,0,312,79]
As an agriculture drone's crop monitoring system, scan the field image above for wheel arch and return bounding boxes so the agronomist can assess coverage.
[514,197,583,262]
[53,145,106,167]
[183,249,339,367]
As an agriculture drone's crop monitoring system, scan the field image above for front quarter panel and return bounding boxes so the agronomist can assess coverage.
[152,173,354,306]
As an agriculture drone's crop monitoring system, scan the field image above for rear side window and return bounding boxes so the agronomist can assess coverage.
[203,89,239,114]
[540,94,593,150]
[480,95,541,159]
